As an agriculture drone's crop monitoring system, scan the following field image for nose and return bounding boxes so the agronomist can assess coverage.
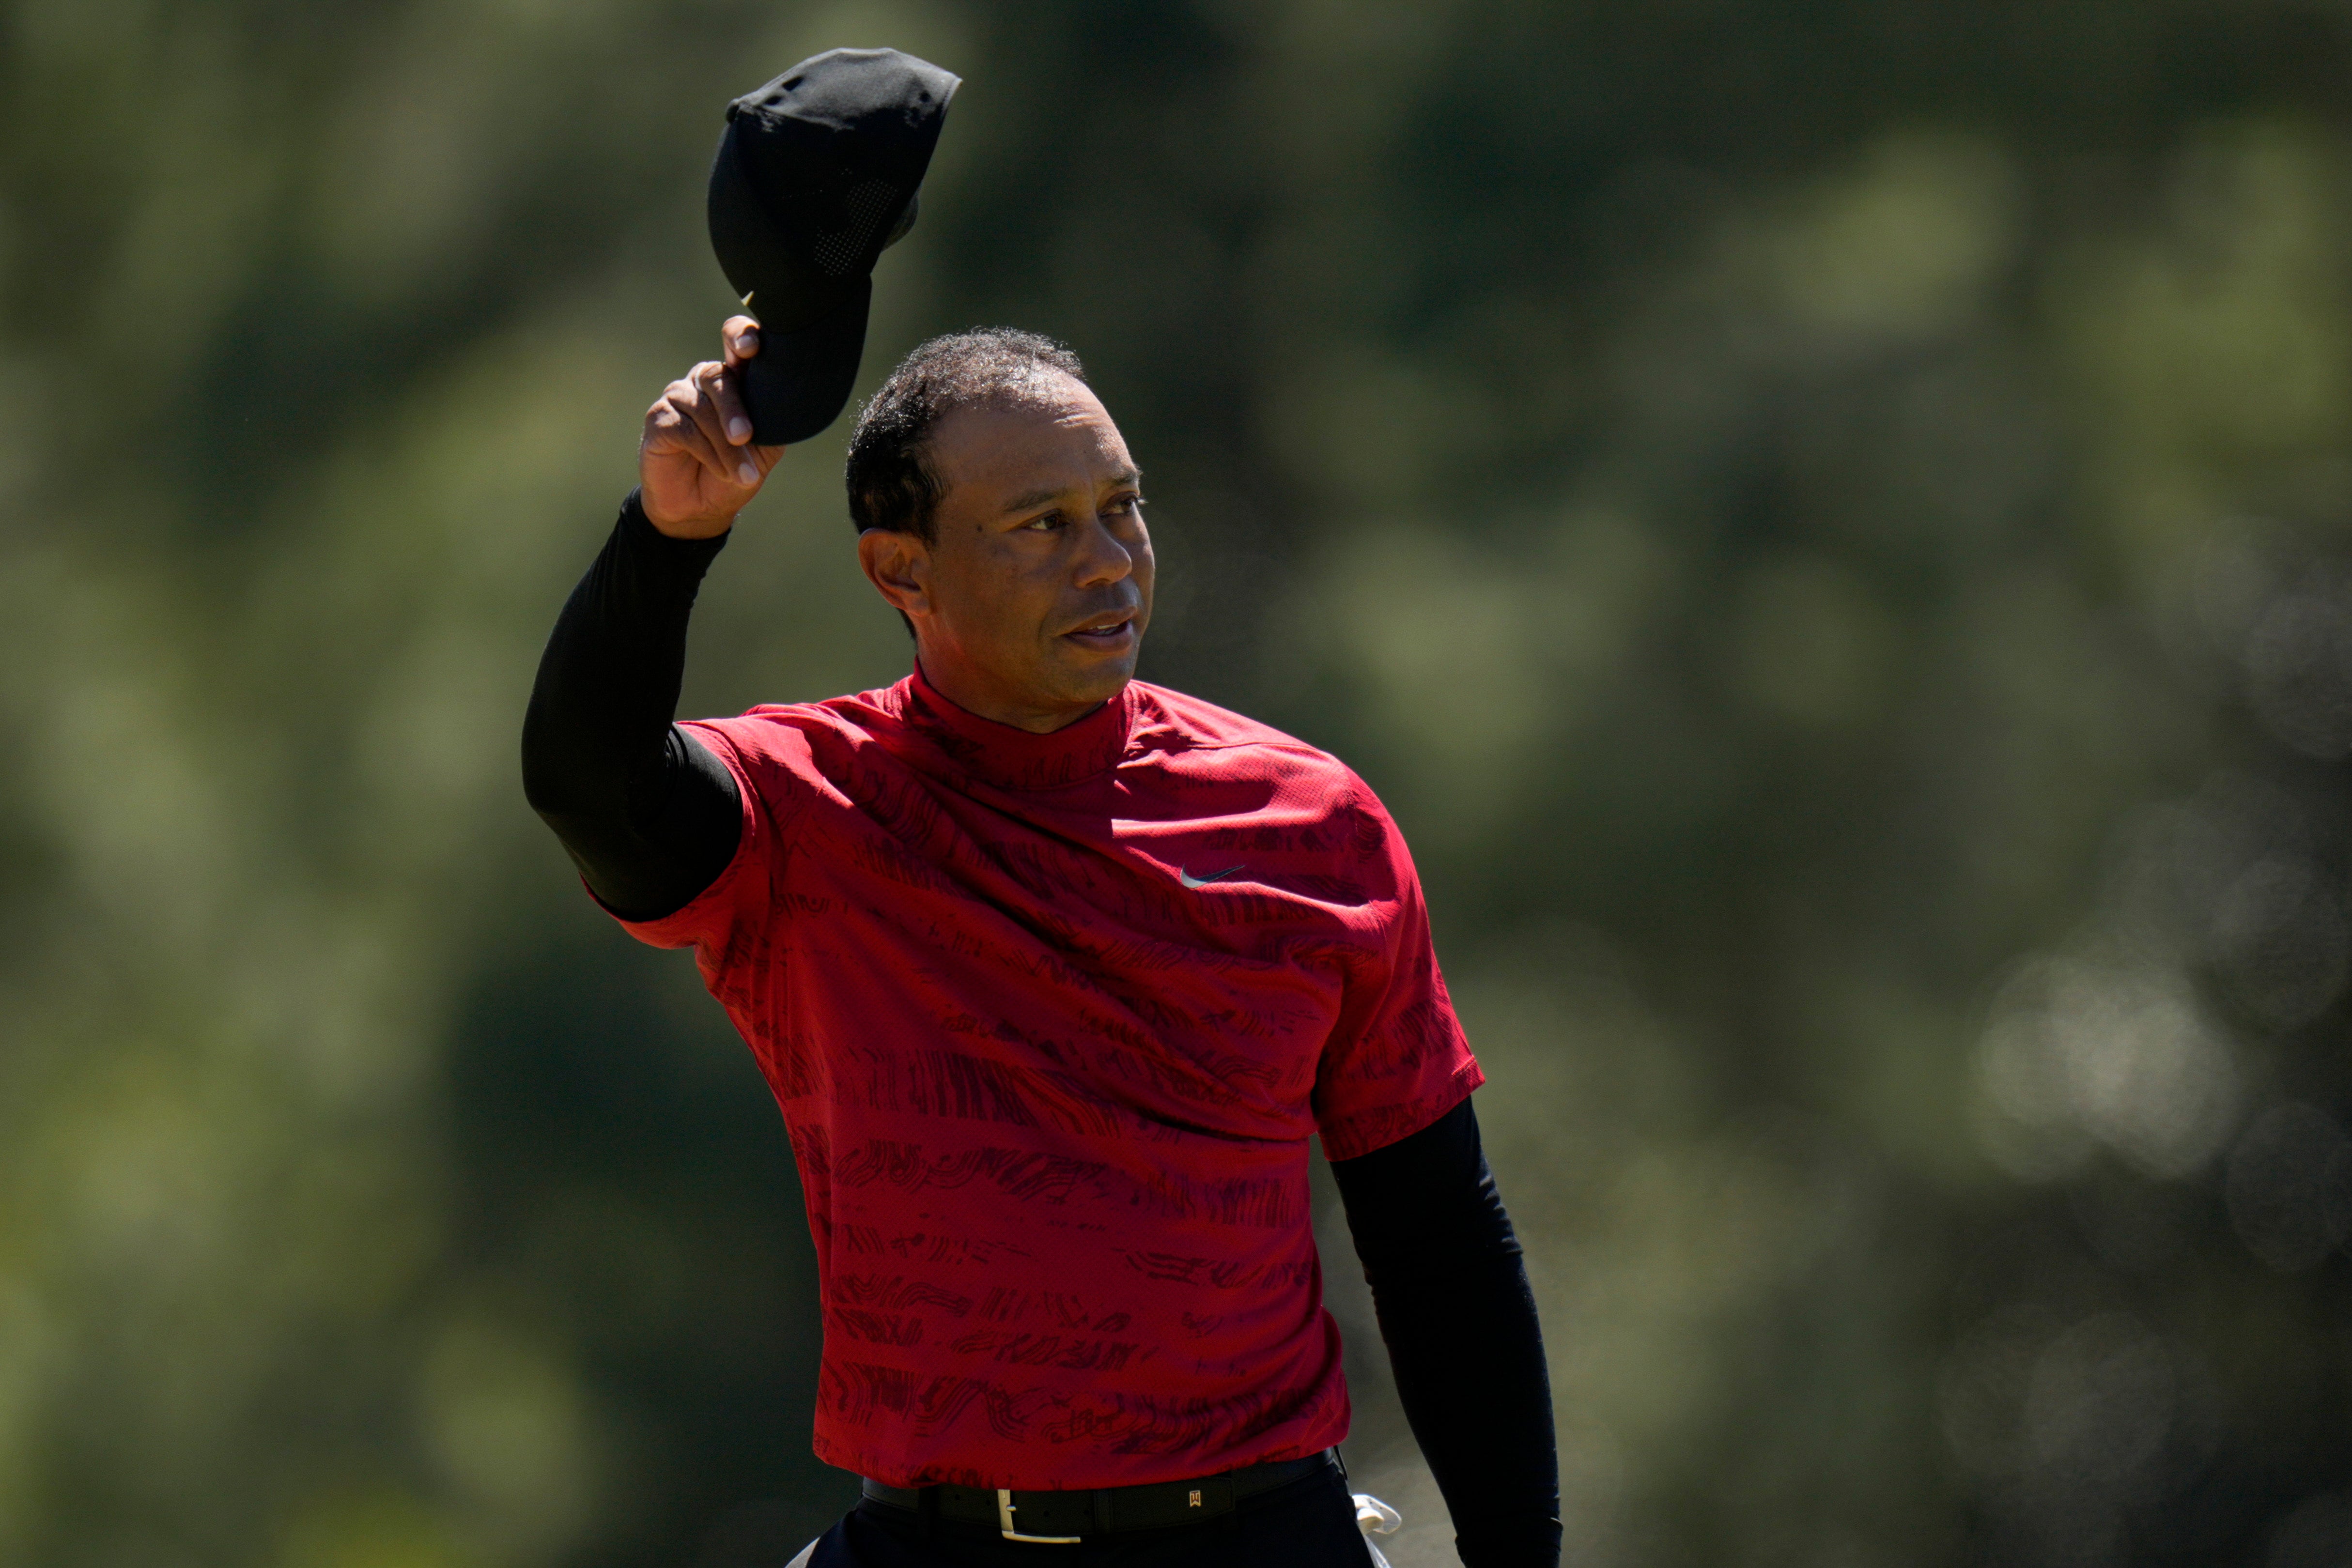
[1071,509,1137,590]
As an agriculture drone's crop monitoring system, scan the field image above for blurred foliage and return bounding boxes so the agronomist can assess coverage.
[8,1,2352,1565]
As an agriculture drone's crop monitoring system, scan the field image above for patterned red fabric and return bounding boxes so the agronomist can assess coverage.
[617,667,1482,1489]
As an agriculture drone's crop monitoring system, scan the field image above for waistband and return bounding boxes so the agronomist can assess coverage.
[859,1449,1341,1542]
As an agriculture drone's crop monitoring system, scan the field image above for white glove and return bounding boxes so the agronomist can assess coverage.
[1353,1492,1403,1568]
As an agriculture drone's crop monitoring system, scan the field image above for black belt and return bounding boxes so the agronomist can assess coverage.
[860,1449,1340,1542]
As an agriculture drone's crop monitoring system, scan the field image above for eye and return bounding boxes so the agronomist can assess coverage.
[1022,510,1064,531]
[1106,493,1145,517]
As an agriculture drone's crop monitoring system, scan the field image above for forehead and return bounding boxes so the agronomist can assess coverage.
[927,374,1133,498]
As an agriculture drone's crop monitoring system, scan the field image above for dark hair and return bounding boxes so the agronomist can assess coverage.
[844,328,1089,543]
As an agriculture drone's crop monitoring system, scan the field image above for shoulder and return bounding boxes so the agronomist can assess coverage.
[1125,680,1338,766]
[1129,684,1421,875]
[1124,681,1389,819]
[681,680,912,785]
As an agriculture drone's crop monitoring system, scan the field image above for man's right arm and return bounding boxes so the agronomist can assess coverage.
[519,318,783,922]
[522,492,742,919]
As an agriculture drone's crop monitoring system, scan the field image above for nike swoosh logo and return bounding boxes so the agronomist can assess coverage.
[1178,864,1246,890]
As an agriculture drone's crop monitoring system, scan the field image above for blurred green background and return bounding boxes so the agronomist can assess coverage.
[8,0,2352,1564]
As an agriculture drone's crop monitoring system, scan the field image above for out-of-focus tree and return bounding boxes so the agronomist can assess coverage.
[6,2,2352,1566]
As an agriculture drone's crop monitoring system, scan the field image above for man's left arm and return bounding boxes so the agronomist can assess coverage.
[1331,1097,1563,1568]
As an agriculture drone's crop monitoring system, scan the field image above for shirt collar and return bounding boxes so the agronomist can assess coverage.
[897,660,1135,791]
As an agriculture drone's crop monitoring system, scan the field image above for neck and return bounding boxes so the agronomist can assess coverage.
[913,650,1110,734]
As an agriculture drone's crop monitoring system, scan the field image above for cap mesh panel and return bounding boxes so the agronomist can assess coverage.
[812,178,907,276]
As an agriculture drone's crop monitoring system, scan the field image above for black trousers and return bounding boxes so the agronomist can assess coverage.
[792,1470,1376,1568]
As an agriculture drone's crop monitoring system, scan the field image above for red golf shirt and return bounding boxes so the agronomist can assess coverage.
[619,667,1481,1489]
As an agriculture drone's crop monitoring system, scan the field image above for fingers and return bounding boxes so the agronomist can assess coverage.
[718,319,774,459]
[647,361,756,487]
[643,371,745,486]
[696,358,757,460]
[643,377,732,484]
[723,315,759,369]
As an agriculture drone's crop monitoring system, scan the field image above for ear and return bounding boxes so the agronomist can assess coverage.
[857,527,934,621]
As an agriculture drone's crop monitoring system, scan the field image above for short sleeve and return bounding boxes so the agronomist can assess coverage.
[612,719,769,959]
[1311,781,1484,1162]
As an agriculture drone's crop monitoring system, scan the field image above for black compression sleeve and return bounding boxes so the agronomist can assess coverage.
[521,489,743,921]
[1331,1099,1562,1568]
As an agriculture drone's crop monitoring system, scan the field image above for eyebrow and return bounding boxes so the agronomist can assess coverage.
[999,469,1144,517]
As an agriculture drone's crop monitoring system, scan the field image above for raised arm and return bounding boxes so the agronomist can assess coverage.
[520,317,783,921]
[1331,1098,1563,1568]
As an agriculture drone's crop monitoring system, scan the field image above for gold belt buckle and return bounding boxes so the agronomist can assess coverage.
[996,1488,1083,1544]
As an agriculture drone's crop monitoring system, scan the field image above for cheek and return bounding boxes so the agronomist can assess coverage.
[952,538,1062,635]
[935,533,1015,592]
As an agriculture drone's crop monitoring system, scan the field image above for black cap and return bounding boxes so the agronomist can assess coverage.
[707,47,960,445]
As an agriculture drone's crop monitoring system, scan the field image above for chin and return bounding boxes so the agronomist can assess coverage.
[1052,649,1139,707]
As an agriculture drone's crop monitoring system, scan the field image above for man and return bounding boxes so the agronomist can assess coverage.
[522,318,1560,1567]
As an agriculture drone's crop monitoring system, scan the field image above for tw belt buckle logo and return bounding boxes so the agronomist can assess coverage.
[995,1489,1082,1544]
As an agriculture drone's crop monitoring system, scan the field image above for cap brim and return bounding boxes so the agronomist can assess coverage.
[740,277,870,446]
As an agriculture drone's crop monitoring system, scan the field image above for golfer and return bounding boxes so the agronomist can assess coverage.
[522,318,1561,1567]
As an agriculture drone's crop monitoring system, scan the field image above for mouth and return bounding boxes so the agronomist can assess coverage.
[1062,611,1139,653]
